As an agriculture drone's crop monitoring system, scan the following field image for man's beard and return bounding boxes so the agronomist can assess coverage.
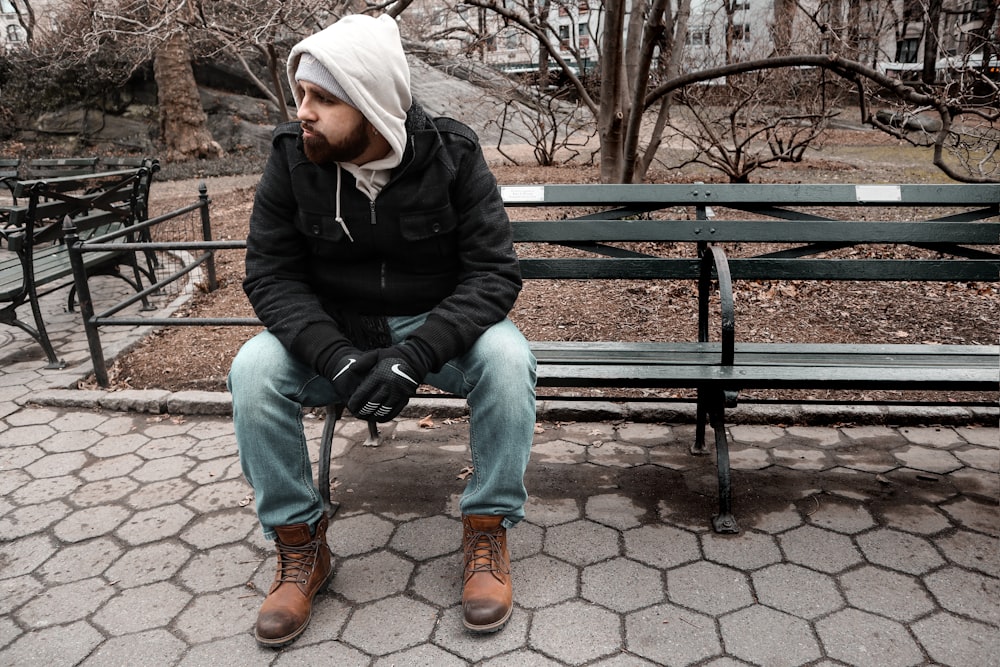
[302,120,369,164]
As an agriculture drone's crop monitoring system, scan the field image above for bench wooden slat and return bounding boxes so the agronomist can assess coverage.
[519,257,997,281]
[503,183,1000,207]
[512,219,1000,244]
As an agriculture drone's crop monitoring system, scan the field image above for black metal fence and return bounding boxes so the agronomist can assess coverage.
[65,183,261,386]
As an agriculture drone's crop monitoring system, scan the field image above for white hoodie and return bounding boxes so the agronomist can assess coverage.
[287,15,412,196]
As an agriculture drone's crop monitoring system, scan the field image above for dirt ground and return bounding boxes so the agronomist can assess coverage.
[102,130,999,407]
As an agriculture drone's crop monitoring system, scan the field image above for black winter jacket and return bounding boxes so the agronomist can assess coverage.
[243,103,522,375]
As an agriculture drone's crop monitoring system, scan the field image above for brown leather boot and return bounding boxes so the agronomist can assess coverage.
[254,516,332,647]
[462,514,513,633]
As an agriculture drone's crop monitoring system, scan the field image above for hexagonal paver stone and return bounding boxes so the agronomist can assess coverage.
[130,455,196,483]
[892,446,962,474]
[330,513,395,556]
[940,497,1000,536]
[0,535,56,581]
[525,496,581,527]
[182,479,253,513]
[720,605,821,667]
[390,515,461,559]
[510,554,578,609]
[806,497,876,534]
[0,620,102,667]
[582,557,664,612]
[179,543,259,592]
[180,511,258,550]
[752,503,803,534]
[9,475,81,505]
[269,641,369,666]
[53,505,132,543]
[912,611,997,667]
[333,551,414,603]
[934,529,1000,577]
[373,644,469,667]
[92,581,192,635]
[0,501,71,539]
[585,494,645,530]
[626,602,721,666]
[751,563,844,619]
[174,587,264,644]
[38,536,123,585]
[531,439,587,464]
[701,530,782,570]
[105,541,194,588]
[856,529,944,575]
[81,628,186,667]
[25,451,88,478]
[433,605,529,663]
[544,519,620,565]
[115,505,196,545]
[839,565,934,622]
[770,446,831,471]
[778,525,862,574]
[411,554,463,607]
[15,577,116,628]
[667,561,753,615]
[816,609,922,667]
[588,441,648,467]
[879,503,953,536]
[624,524,701,570]
[340,595,437,656]
[531,600,622,664]
[924,566,1000,626]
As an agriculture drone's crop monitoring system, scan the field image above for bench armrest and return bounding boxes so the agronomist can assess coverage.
[698,244,735,366]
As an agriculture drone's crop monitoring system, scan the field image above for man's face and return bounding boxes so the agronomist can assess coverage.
[296,81,370,165]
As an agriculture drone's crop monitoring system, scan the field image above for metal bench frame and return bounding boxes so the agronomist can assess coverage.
[0,161,158,367]
[322,182,1000,531]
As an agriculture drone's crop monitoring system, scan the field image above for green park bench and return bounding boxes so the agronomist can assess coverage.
[0,159,158,367]
[62,179,1000,532]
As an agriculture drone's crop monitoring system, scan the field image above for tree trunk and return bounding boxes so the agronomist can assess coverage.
[921,0,942,85]
[598,0,628,182]
[153,31,223,162]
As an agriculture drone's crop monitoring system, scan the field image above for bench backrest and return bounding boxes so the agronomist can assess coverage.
[502,183,1000,283]
[4,161,158,249]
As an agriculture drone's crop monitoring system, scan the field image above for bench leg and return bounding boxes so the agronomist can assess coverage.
[708,400,739,534]
[691,389,710,456]
[318,405,380,517]
[22,292,65,369]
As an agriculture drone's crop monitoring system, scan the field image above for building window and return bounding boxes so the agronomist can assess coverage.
[559,24,570,40]
[731,24,750,41]
[579,1,590,12]
[6,24,22,42]
[732,1,749,10]
[687,28,710,46]
[505,31,519,49]
[896,38,920,63]
[579,22,589,36]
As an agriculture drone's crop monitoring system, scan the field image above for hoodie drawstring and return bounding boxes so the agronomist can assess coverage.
[334,164,355,242]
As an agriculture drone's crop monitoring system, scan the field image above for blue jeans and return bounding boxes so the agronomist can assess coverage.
[228,314,537,540]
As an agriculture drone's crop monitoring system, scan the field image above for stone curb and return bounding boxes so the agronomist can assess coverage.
[20,388,998,426]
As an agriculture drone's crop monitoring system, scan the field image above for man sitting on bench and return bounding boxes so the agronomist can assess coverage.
[227,13,537,647]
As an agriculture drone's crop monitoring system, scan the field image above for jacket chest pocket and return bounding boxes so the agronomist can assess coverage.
[297,212,350,243]
[399,203,458,242]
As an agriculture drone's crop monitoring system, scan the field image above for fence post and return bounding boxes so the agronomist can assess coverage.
[198,182,218,291]
[64,215,110,387]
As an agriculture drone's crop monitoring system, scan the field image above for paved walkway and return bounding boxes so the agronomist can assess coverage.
[1,268,998,666]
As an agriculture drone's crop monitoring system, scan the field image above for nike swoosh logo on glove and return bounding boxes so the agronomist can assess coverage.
[391,363,419,385]
[332,358,356,381]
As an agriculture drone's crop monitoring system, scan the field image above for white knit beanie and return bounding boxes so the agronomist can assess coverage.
[295,53,357,108]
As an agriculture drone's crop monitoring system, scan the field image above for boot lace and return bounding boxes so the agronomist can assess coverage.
[464,528,510,579]
[275,541,317,585]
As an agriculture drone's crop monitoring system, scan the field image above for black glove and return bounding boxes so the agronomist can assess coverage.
[347,345,427,422]
[327,348,379,403]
